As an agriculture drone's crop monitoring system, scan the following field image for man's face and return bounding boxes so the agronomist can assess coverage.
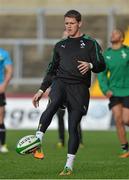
[110,30,123,43]
[64,17,81,37]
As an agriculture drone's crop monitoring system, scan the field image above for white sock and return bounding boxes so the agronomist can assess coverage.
[65,154,75,170]
[36,131,44,142]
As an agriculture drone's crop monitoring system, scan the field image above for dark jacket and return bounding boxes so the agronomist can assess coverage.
[40,34,106,92]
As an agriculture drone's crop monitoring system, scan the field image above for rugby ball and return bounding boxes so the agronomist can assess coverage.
[16,135,41,155]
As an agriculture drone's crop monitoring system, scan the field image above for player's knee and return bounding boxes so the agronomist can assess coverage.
[115,119,123,127]
[123,118,129,126]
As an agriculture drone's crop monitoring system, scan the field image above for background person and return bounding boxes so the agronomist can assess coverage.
[0,48,13,153]
[98,29,129,158]
[32,9,105,175]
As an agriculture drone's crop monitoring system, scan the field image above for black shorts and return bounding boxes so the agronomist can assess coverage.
[49,79,90,115]
[59,104,66,110]
[109,96,129,109]
[0,93,6,106]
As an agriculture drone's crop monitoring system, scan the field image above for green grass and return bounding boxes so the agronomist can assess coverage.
[0,130,129,179]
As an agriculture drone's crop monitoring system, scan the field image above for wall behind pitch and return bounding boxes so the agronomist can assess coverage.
[5,97,112,130]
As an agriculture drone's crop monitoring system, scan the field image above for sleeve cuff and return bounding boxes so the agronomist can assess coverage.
[89,63,93,69]
[38,89,44,93]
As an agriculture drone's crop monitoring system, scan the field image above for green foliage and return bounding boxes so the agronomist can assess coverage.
[0,130,129,179]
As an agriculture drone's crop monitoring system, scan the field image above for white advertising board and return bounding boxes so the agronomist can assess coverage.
[5,97,112,130]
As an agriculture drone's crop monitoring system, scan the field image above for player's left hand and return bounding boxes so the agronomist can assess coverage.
[77,61,91,75]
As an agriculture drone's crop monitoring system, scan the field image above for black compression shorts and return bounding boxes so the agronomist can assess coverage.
[0,93,6,106]
[109,96,129,109]
[49,79,90,115]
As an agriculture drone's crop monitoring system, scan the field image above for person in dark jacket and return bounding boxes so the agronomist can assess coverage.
[32,10,106,175]
[98,29,129,158]
[56,30,84,148]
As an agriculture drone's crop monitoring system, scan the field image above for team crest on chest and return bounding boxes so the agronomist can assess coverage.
[80,40,85,48]
[121,50,127,59]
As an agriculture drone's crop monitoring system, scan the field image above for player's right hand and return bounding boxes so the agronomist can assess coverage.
[32,90,43,108]
[77,61,91,75]
[106,90,113,98]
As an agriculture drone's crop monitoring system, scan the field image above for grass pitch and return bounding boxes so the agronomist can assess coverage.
[0,130,129,179]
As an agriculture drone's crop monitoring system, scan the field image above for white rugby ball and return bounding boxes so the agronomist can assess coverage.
[16,135,41,155]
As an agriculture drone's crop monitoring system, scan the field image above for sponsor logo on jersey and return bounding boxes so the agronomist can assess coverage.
[83,105,87,111]
[61,44,66,48]
[106,55,111,60]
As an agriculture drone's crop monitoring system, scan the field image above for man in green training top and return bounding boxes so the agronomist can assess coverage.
[98,29,129,158]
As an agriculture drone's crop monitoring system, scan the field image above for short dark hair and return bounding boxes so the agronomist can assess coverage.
[64,10,81,22]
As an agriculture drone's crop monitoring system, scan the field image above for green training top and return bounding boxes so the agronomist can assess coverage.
[98,45,129,97]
